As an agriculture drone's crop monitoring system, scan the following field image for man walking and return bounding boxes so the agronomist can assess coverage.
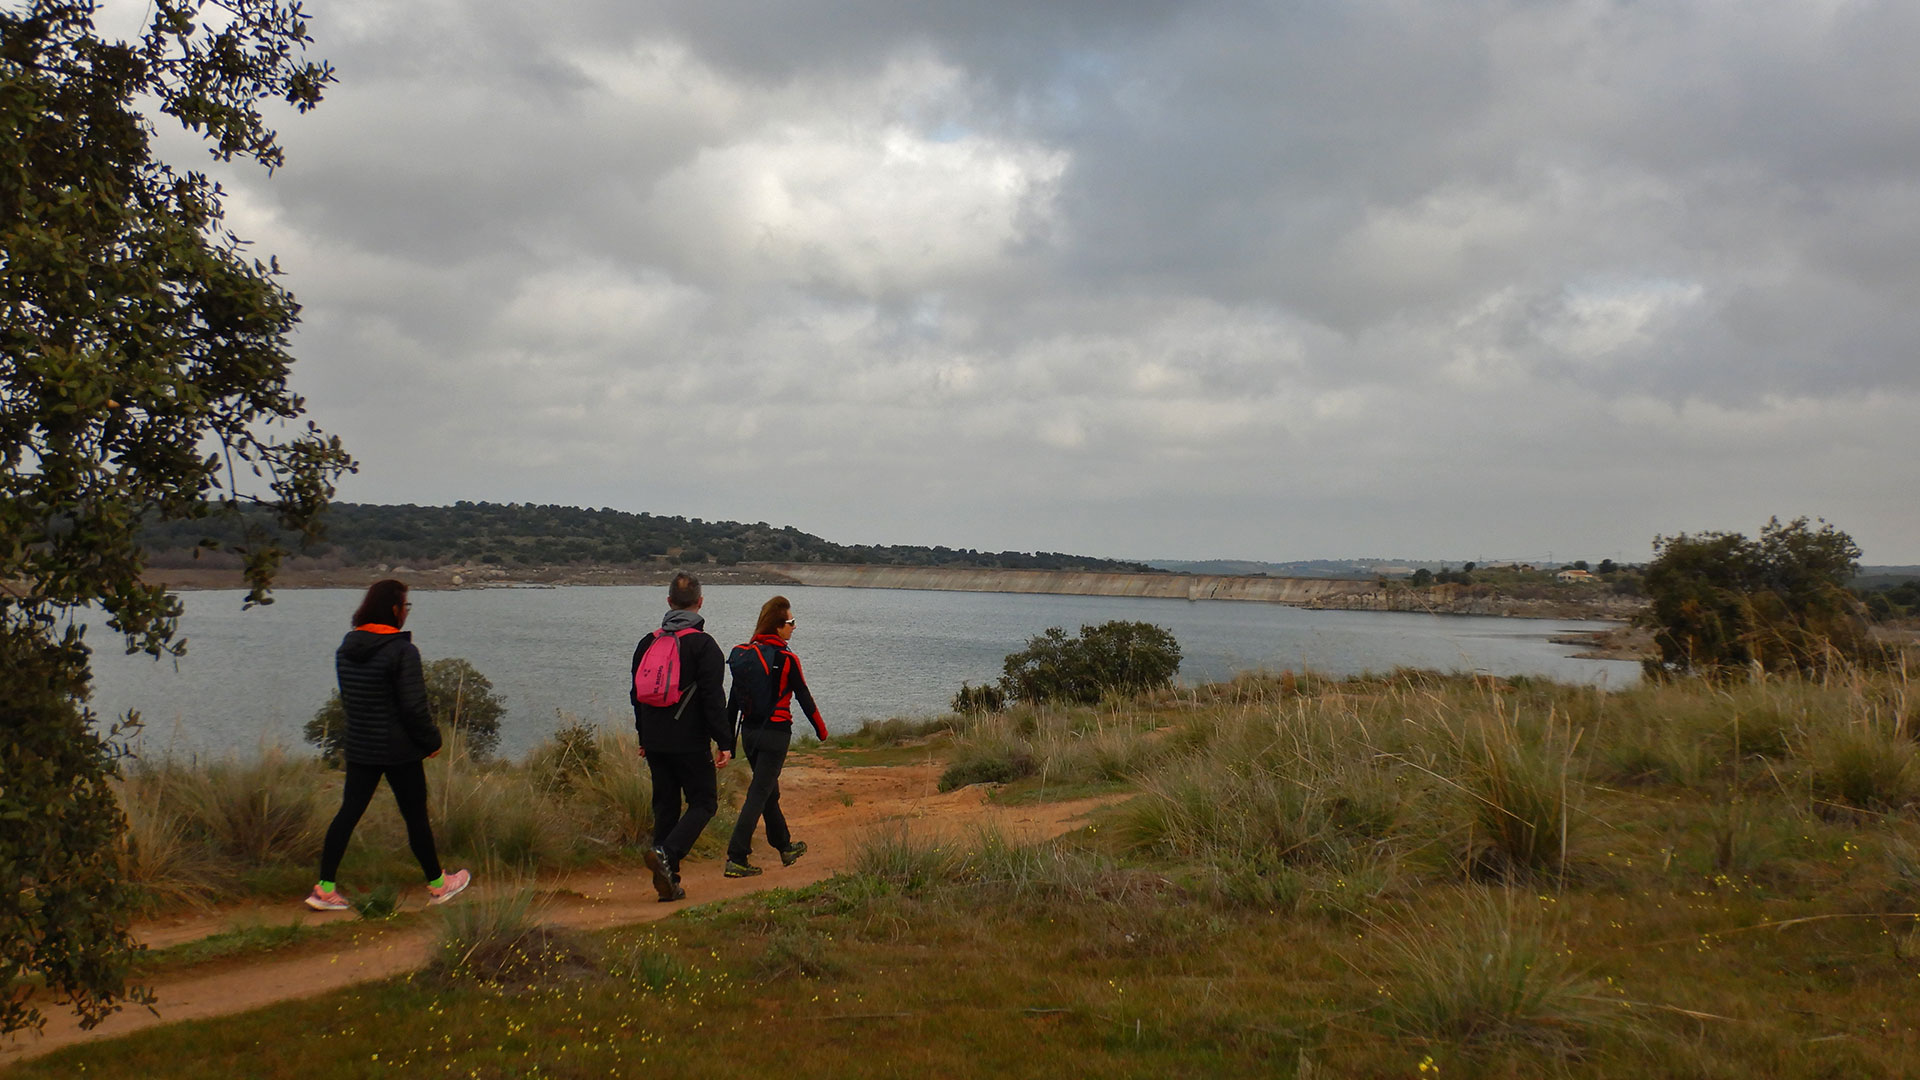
[632,572,732,902]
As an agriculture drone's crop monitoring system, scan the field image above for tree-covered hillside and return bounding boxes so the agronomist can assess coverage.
[140,502,1156,574]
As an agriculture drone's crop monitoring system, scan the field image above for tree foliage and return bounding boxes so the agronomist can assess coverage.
[995,621,1183,706]
[140,500,1163,574]
[305,657,507,764]
[1,0,347,1033]
[1638,517,1878,678]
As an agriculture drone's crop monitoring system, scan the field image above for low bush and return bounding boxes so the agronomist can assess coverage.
[526,719,602,794]
[994,621,1182,706]
[951,682,1006,714]
[305,656,508,765]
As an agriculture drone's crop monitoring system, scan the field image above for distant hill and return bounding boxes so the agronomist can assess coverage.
[1148,559,1377,580]
[140,502,1158,574]
[1855,566,1920,589]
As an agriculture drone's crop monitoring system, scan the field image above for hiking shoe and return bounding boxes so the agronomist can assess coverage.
[426,868,471,905]
[644,846,680,902]
[779,841,808,868]
[305,885,350,911]
[723,860,764,878]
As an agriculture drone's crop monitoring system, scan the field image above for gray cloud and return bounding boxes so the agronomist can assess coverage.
[157,0,1920,563]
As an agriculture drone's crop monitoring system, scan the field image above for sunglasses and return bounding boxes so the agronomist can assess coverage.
[782,618,797,627]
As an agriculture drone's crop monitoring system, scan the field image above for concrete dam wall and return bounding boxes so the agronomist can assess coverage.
[756,564,1375,605]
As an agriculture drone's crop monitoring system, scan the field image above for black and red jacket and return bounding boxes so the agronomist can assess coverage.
[726,633,827,739]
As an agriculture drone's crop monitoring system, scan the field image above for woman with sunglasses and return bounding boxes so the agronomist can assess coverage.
[306,579,470,910]
[723,595,827,877]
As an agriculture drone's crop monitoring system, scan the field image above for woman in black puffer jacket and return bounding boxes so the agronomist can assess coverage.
[306,579,471,911]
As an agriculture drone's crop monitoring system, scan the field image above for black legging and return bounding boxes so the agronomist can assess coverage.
[319,760,442,883]
[727,722,792,863]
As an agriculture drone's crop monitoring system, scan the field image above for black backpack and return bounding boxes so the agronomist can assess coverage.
[727,641,788,725]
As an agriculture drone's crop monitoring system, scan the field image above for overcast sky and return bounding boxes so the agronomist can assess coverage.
[124,1,1920,564]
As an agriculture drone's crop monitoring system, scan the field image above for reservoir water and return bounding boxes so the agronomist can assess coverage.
[81,584,1637,760]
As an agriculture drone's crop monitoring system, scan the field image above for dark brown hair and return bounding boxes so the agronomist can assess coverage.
[667,572,702,609]
[352,579,408,627]
[753,595,791,638]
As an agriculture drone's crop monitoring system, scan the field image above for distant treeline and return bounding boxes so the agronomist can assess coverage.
[140,502,1158,574]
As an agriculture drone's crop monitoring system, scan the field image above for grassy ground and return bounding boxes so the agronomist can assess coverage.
[113,724,751,913]
[31,668,1920,1078]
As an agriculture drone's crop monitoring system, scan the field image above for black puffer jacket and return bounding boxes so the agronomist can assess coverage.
[336,629,443,766]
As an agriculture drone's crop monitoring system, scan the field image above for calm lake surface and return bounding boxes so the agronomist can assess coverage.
[82,585,1637,760]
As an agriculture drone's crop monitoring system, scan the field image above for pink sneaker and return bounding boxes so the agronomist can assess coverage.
[305,885,350,911]
[426,868,471,905]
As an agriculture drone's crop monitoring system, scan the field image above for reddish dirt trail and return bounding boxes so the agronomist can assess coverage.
[2,760,1118,1067]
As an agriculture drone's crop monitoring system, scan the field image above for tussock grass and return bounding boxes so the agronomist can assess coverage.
[431,884,591,987]
[849,826,960,894]
[114,772,229,910]
[1456,708,1580,881]
[838,714,965,748]
[169,749,330,864]
[1372,891,1619,1054]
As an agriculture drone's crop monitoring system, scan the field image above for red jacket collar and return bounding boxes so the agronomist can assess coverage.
[354,623,403,634]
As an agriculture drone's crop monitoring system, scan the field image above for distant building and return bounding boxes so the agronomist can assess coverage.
[1556,569,1597,584]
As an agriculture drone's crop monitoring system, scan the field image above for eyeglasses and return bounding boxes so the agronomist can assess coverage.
[782,618,797,627]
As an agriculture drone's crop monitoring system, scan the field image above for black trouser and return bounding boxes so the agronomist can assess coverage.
[319,760,441,883]
[728,722,792,863]
[647,750,719,868]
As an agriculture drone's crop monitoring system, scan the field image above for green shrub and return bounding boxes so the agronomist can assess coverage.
[305,656,508,765]
[952,682,1006,714]
[526,718,603,794]
[995,621,1182,706]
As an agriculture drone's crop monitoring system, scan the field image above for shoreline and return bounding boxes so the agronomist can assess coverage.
[143,561,1647,628]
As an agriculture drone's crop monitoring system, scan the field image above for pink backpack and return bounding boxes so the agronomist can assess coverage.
[634,628,700,711]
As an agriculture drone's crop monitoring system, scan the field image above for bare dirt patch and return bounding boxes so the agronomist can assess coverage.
[1,759,1119,1065]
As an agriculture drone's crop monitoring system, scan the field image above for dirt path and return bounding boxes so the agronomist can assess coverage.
[2,760,1119,1067]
